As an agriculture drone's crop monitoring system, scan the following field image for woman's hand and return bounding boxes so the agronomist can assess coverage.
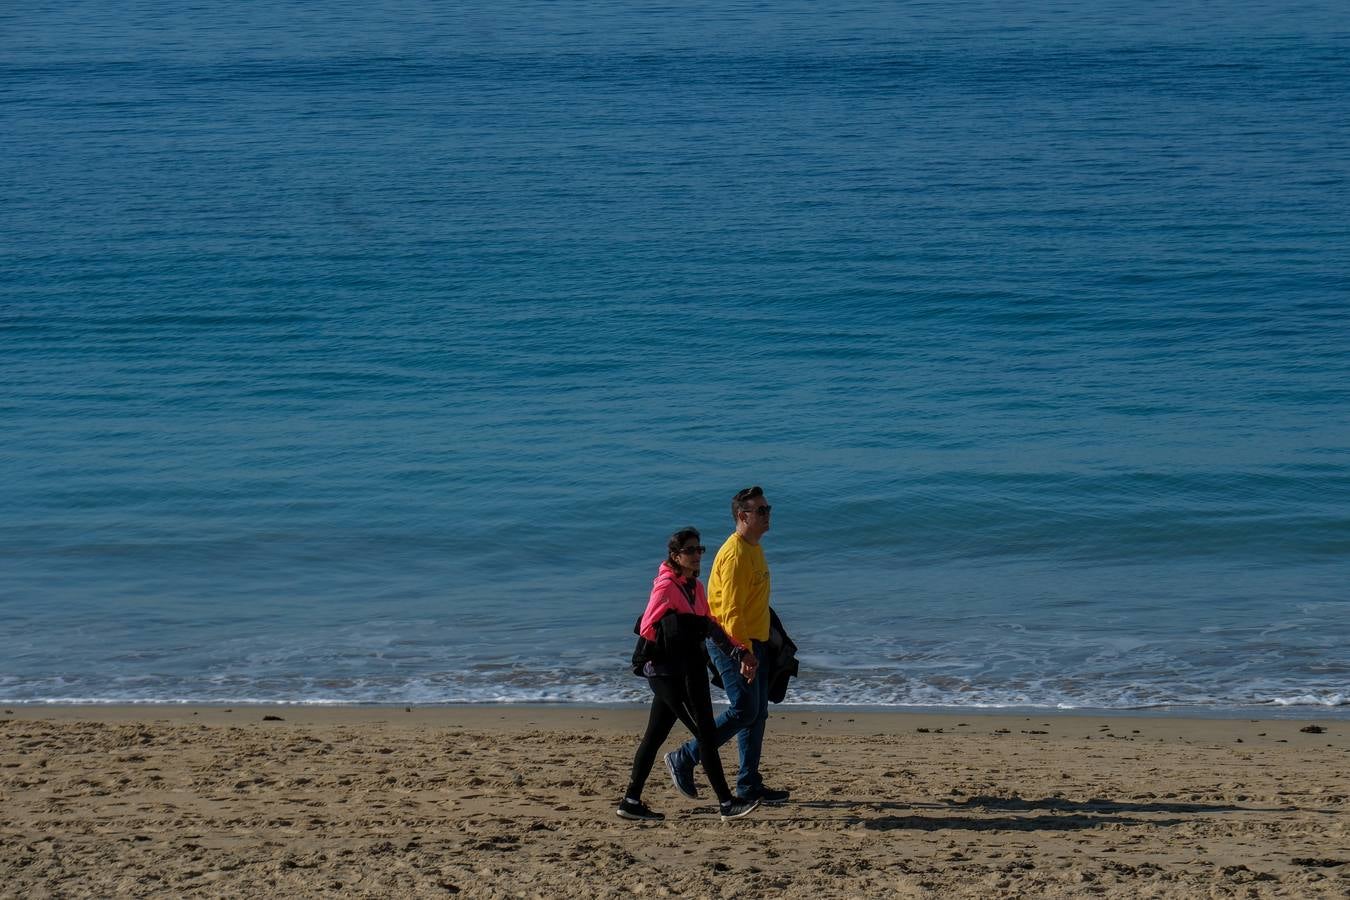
[739,653,758,684]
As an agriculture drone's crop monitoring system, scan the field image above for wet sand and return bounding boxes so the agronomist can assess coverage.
[2,705,1347,897]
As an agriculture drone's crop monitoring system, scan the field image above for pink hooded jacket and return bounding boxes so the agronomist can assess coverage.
[638,561,710,641]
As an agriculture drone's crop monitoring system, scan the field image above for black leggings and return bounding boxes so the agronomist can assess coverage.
[625,669,732,804]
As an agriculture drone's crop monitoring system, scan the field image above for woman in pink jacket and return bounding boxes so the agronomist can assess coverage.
[617,527,760,822]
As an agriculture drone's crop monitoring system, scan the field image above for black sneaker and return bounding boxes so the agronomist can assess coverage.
[663,751,699,800]
[719,797,761,821]
[746,785,791,805]
[616,798,664,821]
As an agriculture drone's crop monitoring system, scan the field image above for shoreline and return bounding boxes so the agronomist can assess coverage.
[6,703,1348,747]
[4,705,1346,897]
[4,700,1347,723]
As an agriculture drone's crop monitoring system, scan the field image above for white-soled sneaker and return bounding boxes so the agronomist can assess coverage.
[719,797,760,821]
[616,798,665,821]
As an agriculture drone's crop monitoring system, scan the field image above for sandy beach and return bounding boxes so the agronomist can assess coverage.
[1,705,1346,898]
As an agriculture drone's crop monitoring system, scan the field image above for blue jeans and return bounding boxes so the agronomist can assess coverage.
[672,638,771,797]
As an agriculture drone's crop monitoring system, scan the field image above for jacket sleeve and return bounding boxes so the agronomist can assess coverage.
[767,608,799,703]
[654,610,682,650]
[707,620,743,661]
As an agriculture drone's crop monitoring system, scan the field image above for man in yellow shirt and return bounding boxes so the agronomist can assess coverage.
[664,486,791,806]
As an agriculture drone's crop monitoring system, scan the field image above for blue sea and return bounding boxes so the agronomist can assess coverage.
[3,0,1348,716]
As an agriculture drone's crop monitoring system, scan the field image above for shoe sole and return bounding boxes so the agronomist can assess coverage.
[663,752,698,800]
[616,808,663,822]
[719,798,761,821]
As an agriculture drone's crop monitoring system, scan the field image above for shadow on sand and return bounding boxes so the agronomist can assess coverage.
[784,794,1293,833]
[936,795,1291,815]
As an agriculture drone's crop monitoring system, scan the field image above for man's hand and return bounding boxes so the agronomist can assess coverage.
[740,653,758,684]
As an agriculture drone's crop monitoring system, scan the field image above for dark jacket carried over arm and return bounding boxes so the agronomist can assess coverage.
[766,607,799,704]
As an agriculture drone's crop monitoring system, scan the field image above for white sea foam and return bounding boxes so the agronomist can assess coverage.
[1269,693,1346,707]
[7,669,1345,718]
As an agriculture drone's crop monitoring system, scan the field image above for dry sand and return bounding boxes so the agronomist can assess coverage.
[1,705,1347,898]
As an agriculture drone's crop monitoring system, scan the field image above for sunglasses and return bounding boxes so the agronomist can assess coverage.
[678,545,707,555]
[749,505,772,516]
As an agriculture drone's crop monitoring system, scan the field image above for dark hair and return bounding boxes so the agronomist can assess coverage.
[666,526,701,570]
[731,485,764,520]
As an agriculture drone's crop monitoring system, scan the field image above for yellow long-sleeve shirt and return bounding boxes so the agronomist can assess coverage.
[706,532,771,649]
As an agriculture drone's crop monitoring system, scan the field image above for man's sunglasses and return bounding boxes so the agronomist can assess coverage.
[747,505,772,516]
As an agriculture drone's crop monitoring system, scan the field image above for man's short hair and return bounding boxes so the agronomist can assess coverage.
[731,485,764,520]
